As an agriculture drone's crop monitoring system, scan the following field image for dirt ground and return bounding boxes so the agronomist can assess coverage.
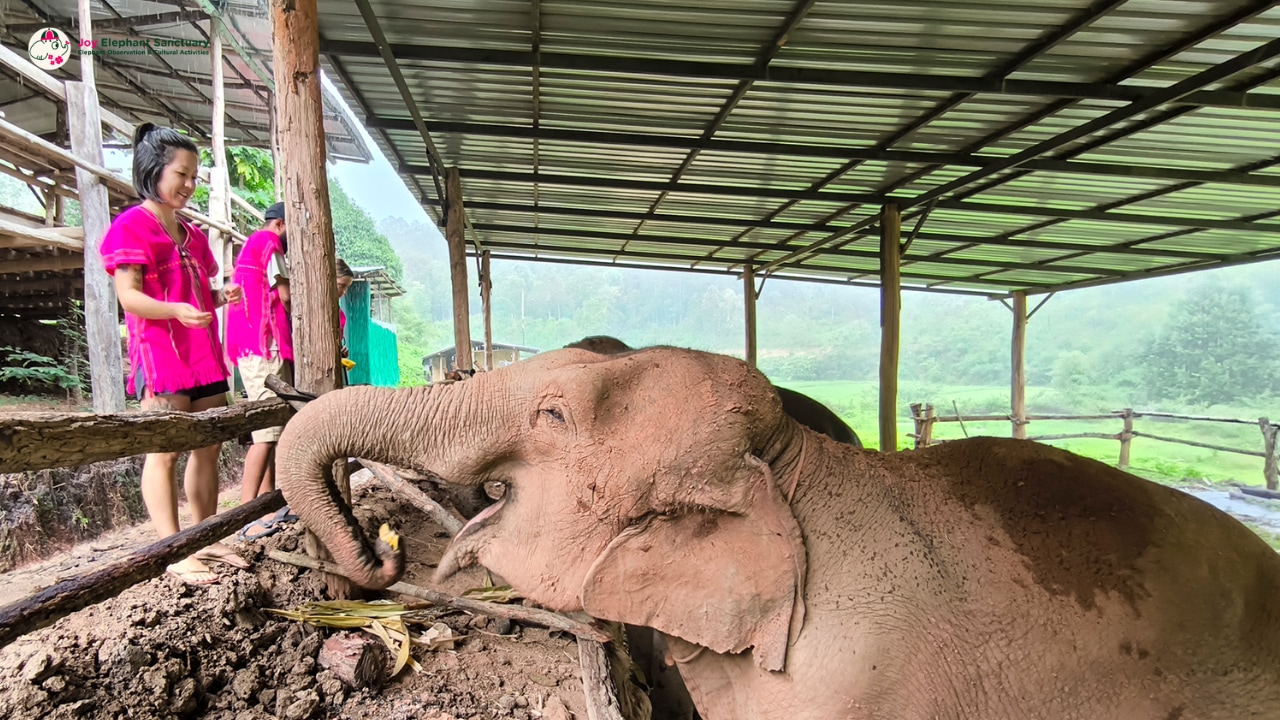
[0,475,592,720]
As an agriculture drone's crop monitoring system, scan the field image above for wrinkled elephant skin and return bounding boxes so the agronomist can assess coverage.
[275,347,1280,720]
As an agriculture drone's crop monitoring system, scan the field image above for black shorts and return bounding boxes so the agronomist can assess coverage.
[135,365,230,403]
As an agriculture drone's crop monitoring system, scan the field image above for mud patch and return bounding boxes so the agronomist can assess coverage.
[0,481,590,719]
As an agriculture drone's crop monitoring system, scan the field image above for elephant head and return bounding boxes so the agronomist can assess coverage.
[275,347,809,671]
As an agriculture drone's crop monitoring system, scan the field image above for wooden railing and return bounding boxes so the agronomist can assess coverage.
[909,403,1280,491]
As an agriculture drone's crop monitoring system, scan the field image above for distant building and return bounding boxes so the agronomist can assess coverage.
[422,341,540,383]
[341,266,404,387]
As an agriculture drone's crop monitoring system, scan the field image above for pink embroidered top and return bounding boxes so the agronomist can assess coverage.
[225,229,292,363]
[100,205,228,395]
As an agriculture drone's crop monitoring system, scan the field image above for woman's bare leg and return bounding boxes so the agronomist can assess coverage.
[141,392,216,583]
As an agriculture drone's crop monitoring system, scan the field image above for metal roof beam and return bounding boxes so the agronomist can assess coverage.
[319,40,1280,112]
[934,200,1280,234]
[904,36,1280,209]
[439,199,841,233]
[371,117,1280,189]
[473,249,999,296]
[402,166,886,204]
[474,222,1130,277]
[7,9,206,34]
[350,0,447,207]
[475,238,1060,288]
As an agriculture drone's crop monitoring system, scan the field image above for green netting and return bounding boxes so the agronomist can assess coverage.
[341,282,399,387]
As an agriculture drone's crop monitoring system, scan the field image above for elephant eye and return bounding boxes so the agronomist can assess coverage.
[540,407,566,425]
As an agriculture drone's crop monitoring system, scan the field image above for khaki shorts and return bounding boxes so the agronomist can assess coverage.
[239,354,292,443]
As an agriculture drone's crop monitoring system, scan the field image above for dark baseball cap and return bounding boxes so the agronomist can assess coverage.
[264,202,285,221]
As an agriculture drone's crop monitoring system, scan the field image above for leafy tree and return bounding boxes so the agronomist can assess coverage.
[329,180,403,280]
[1140,282,1279,405]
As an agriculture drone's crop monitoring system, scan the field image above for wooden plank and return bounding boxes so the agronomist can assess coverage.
[0,490,286,648]
[0,254,84,274]
[1132,411,1258,425]
[446,167,473,372]
[743,264,758,368]
[1010,290,1027,440]
[67,79,126,413]
[271,0,354,599]
[1130,431,1265,458]
[879,203,901,452]
[0,217,83,250]
[0,398,293,473]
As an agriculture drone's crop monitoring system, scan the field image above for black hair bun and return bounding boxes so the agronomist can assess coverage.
[133,122,158,148]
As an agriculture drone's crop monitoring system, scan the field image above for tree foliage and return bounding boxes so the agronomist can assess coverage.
[329,180,403,281]
[1140,282,1279,406]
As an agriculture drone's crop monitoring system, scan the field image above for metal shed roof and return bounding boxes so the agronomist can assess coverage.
[0,0,371,162]
[314,0,1280,297]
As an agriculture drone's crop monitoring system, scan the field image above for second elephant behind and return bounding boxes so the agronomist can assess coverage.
[565,335,862,449]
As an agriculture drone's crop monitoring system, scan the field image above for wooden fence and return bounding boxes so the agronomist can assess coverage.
[909,403,1280,491]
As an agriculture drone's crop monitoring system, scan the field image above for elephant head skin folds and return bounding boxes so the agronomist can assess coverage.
[275,346,1280,720]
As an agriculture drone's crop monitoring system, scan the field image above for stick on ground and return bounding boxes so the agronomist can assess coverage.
[0,490,286,647]
[267,549,610,643]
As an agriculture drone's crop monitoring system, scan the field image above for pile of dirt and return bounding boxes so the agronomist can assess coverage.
[0,445,247,573]
[0,482,591,720]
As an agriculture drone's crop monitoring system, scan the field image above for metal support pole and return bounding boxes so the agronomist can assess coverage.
[743,264,758,368]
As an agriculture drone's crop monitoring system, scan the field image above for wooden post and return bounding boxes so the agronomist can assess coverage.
[208,23,228,282]
[910,402,935,449]
[1010,290,1028,440]
[481,249,494,371]
[743,264,758,367]
[1119,408,1134,468]
[879,203,901,453]
[67,7,124,414]
[1261,417,1278,491]
[269,90,283,201]
[271,0,353,598]
[208,22,232,360]
[445,167,473,373]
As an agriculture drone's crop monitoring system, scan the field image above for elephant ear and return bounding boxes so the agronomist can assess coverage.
[580,456,807,672]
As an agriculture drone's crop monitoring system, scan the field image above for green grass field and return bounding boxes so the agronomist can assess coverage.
[782,380,1274,488]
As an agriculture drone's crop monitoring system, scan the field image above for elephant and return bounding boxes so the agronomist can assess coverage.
[275,347,1280,720]
[565,335,862,448]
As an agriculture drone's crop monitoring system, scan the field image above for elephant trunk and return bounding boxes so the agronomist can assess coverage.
[275,382,499,589]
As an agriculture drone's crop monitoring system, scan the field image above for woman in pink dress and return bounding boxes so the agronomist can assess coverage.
[101,123,247,586]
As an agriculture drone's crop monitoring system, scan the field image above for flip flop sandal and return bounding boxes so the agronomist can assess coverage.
[235,506,300,542]
[195,547,251,570]
[166,565,219,586]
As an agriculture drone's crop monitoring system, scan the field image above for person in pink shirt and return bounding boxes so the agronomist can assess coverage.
[227,202,292,536]
[101,123,248,586]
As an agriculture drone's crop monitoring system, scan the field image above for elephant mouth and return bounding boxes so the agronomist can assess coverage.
[435,497,505,582]
[455,496,505,542]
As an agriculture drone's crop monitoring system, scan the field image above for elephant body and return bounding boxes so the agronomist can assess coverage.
[668,434,1280,718]
[276,347,1280,720]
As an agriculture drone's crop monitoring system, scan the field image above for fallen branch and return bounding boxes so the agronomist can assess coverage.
[362,461,465,536]
[0,398,293,473]
[1236,485,1280,501]
[0,490,286,647]
[268,550,611,643]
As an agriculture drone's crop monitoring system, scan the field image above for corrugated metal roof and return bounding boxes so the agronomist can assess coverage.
[313,0,1280,296]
